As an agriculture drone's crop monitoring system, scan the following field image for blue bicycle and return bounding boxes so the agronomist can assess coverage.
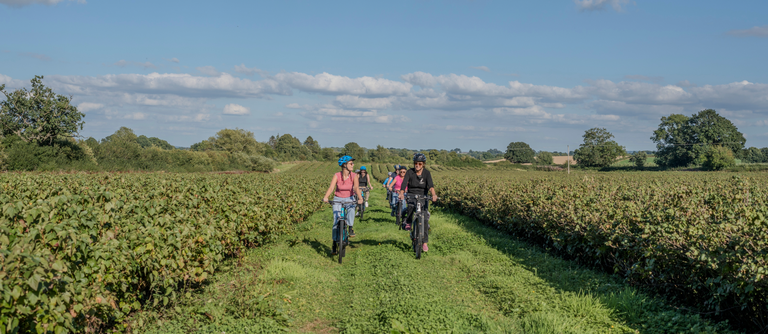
[326,200,353,264]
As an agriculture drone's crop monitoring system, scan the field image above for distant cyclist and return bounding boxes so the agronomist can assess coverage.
[398,153,437,252]
[358,166,372,208]
[323,155,364,255]
[388,165,408,218]
[384,171,395,203]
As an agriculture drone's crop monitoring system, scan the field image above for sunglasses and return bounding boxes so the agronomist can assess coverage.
[415,162,424,166]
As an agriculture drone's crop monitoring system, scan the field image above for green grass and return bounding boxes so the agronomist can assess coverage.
[127,187,739,333]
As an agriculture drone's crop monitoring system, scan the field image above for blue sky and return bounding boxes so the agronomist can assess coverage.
[1,0,767,151]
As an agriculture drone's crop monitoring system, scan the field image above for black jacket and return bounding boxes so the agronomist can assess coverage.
[400,168,434,195]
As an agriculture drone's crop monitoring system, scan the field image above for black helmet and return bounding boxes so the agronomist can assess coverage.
[413,153,427,162]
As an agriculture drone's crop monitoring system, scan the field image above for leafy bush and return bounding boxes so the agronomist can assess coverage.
[436,171,768,331]
[629,151,647,168]
[702,145,735,170]
[0,171,329,332]
[536,151,554,165]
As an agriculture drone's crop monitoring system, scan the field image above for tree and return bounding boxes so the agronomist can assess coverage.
[275,134,310,161]
[702,145,735,170]
[341,142,365,160]
[536,151,554,165]
[573,128,626,167]
[741,147,764,163]
[652,109,745,168]
[210,128,262,155]
[630,151,648,168]
[1,76,85,145]
[320,147,337,161]
[136,135,175,150]
[370,145,391,162]
[303,136,320,155]
[102,127,138,144]
[504,142,535,163]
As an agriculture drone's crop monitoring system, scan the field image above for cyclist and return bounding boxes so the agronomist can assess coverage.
[398,153,437,253]
[388,165,408,218]
[323,155,364,255]
[384,172,395,203]
[358,166,372,208]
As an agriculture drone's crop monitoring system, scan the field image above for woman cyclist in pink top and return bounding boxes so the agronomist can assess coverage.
[323,155,363,255]
[387,165,408,218]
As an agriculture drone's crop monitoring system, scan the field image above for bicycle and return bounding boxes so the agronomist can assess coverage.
[404,194,435,260]
[325,200,354,264]
[355,186,371,220]
[394,195,405,228]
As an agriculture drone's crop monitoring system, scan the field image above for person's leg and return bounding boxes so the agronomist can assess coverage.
[346,201,356,237]
[331,208,341,254]
[404,199,416,231]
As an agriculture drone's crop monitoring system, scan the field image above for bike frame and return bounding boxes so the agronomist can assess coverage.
[327,200,353,264]
[406,194,431,259]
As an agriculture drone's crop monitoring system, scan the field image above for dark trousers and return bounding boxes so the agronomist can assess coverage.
[405,197,430,243]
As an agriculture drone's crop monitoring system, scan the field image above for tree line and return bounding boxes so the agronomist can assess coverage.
[1,76,760,172]
[502,109,753,170]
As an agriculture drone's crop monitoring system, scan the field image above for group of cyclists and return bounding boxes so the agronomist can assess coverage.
[322,153,437,256]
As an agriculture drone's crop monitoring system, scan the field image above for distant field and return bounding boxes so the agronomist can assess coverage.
[552,156,576,165]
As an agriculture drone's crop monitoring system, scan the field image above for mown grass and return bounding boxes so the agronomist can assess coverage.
[128,187,739,333]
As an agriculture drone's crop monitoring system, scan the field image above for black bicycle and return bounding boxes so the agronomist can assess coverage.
[394,196,404,228]
[355,186,371,220]
[405,194,434,259]
[326,200,353,264]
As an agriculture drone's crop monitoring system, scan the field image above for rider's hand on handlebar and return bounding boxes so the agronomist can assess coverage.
[323,197,329,203]
[432,194,437,202]
[357,197,363,204]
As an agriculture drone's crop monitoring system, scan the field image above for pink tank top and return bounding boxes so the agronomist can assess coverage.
[335,172,357,198]
[393,175,406,192]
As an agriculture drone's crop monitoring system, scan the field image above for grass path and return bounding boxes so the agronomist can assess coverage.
[133,188,737,334]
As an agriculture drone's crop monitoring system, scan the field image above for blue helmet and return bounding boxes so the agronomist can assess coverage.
[360,166,367,171]
[338,155,355,166]
[393,164,399,170]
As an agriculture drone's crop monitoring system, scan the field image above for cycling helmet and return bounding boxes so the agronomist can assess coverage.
[338,155,355,166]
[398,165,407,170]
[413,153,427,162]
[360,166,367,171]
[393,164,399,170]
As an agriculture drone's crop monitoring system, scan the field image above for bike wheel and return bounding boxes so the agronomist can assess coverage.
[337,221,344,264]
[416,214,425,259]
[395,201,402,227]
[359,203,365,221]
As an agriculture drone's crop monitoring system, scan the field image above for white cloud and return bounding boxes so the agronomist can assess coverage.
[574,0,632,12]
[234,64,268,77]
[727,25,768,37]
[47,72,291,99]
[114,60,156,69]
[275,72,412,96]
[334,95,393,109]
[677,80,696,88]
[77,102,104,112]
[222,103,250,115]
[196,66,221,77]
[0,0,84,8]
[470,66,490,72]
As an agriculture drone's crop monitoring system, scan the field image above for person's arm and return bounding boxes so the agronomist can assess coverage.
[354,175,363,204]
[425,170,437,202]
[323,174,338,202]
[367,174,372,189]
[399,170,411,199]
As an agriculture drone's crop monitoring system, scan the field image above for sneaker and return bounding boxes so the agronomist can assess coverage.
[349,228,356,237]
[331,243,338,255]
[365,201,369,208]
[404,224,411,231]
[423,244,429,252]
